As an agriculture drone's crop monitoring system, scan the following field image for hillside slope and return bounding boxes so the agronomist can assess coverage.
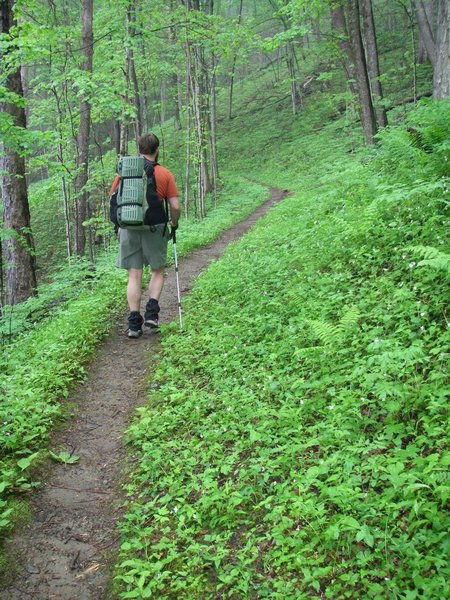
[115,98,450,598]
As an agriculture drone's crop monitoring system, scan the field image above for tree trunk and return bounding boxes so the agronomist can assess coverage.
[183,0,211,216]
[360,0,388,127]
[269,0,301,115]
[191,52,206,218]
[418,0,434,62]
[228,0,243,119]
[208,52,219,205]
[136,36,149,133]
[51,87,72,258]
[433,0,449,98]
[184,44,192,218]
[174,70,184,130]
[160,78,166,125]
[331,5,359,97]
[414,0,436,67]
[168,5,182,130]
[287,42,302,115]
[345,0,378,144]
[196,41,211,195]
[127,1,143,141]
[74,0,93,256]
[0,0,37,304]
[119,120,129,156]
[114,119,121,155]
[186,30,206,218]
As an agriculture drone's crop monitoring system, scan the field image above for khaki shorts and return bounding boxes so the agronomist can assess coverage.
[117,224,170,270]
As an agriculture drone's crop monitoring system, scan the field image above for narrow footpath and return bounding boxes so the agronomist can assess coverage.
[1,187,288,600]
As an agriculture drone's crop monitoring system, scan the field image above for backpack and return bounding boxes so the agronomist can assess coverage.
[110,156,168,230]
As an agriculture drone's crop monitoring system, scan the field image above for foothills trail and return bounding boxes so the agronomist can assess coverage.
[1,187,288,600]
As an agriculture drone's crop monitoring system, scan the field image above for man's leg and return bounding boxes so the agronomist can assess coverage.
[144,266,165,328]
[148,266,165,301]
[126,268,144,337]
[127,268,143,311]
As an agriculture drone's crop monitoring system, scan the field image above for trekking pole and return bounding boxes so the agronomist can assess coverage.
[172,226,183,330]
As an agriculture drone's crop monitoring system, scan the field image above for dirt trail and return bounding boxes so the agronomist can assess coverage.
[1,187,288,600]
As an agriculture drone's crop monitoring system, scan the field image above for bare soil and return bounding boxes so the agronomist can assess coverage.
[1,188,288,600]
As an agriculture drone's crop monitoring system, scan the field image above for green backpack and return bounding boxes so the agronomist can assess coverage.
[110,156,168,230]
[116,156,147,229]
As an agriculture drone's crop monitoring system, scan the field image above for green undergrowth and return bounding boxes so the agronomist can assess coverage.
[28,176,67,273]
[0,175,268,537]
[116,99,449,598]
[0,254,126,534]
[169,175,270,260]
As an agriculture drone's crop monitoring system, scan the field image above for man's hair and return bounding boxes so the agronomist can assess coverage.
[138,132,160,156]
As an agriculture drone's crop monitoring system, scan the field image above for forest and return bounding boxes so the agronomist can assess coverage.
[0,0,449,598]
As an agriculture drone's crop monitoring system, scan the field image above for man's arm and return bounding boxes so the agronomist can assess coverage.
[109,174,120,196]
[168,196,181,228]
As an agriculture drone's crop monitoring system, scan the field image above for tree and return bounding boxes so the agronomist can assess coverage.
[414,0,450,98]
[331,2,359,97]
[417,0,433,62]
[74,0,94,256]
[182,0,223,217]
[126,0,144,142]
[228,0,244,119]
[332,1,378,144]
[433,0,449,98]
[268,0,303,115]
[360,0,388,127]
[414,0,437,66]
[0,0,37,305]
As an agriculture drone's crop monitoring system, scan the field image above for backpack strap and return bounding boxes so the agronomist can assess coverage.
[143,159,169,231]
[163,198,169,237]
[144,159,158,189]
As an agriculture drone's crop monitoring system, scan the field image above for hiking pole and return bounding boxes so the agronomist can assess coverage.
[172,226,183,330]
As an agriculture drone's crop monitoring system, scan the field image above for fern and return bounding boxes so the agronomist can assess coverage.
[406,245,450,276]
[355,201,379,237]
[337,305,360,335]
[331,215,352,237]
[308,306,360,348]
[407,127,433,153]
[331,200,380,239]
[368,344,426,370]
[293,346,323,359]
[375,99,450,180]
[308,319,341,347]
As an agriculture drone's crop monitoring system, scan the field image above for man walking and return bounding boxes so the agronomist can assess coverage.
[111,133,180,337]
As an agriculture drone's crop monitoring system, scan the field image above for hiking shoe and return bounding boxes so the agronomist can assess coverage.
[127,311,143,338]
[144,298,160,329]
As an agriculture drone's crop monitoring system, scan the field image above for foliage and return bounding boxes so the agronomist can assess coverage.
[116,100,449,598]
[171,176,269,259]
[0,255,125,531]
[49,450,80,465]
[0,174,268,535]
[407,245,450,276]
[0,0,446,593]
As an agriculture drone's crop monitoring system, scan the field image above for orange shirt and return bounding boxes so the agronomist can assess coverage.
[109,163,179,199]
[153,164,179,199]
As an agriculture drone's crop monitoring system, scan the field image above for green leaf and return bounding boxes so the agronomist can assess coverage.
[17,451,40,471]
[356,525,375,547]
[49,450,80,464]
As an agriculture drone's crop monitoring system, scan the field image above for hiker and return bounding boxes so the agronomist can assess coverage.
[110,132,181,338]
